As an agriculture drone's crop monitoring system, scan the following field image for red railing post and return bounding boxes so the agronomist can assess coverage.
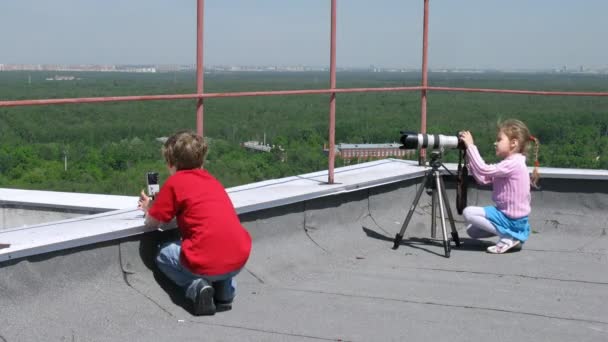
[328,0,337,184]
[196,0,205,137]
[419,0,430,165]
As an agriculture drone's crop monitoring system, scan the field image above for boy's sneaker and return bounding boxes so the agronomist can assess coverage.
[193,284,216,316]
[215,299,233,312]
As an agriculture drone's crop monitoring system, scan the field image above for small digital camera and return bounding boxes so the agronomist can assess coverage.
[146,172,160,198]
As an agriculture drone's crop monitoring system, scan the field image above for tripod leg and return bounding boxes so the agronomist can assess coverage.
[431,189,437,239]
[434,172,451,258]
[439,176,461,247]
[393,172,430,250]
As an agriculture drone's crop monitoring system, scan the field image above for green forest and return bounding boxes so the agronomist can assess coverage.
[1,71,607,195]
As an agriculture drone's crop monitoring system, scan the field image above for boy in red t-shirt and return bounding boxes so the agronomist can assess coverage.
[138,131,252,316]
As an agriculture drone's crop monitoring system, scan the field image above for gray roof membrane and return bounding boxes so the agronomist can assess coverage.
[1,177,607,341]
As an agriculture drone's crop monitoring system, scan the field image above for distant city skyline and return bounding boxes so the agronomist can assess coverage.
[3,62,607,75]
[1,0,607,70]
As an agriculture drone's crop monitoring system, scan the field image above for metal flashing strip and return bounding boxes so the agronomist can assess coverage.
[440,162,608,180]
[1,159,607,262]
[0,159,421,262]
[228,159,423,214]
[0,209,151,262]
[529,166,608,180]
[0,188,137,211]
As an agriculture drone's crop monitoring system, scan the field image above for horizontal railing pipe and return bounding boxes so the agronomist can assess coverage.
[0,87,424,107]
[427,86,608,96]
[2,86,607,108]
[0,86,608,107]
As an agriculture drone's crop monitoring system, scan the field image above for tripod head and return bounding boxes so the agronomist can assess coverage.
[428,150,445,170]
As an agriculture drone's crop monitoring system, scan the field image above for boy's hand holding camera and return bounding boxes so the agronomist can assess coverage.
[138,189,152,214]
[138,189,162,227]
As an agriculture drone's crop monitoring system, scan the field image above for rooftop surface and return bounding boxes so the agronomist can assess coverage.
[1,160,607,341]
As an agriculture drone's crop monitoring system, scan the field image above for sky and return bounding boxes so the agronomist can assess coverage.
[1,0,607,70]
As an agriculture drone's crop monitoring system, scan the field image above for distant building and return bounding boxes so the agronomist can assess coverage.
[45,75,78,81]
[242,141,272,152]
[0,64,156,73]
[241,141,284,153]
[241,140,286,162]
[324,143,414,162]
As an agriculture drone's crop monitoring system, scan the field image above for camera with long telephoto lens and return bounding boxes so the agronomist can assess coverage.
[398,130,469,216]
[399,131,466,150]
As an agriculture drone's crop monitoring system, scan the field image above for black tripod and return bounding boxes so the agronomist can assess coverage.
[392,151,461,257]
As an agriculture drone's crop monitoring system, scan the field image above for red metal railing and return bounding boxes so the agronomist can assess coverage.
[1,0,608,185]
[419,0,430,163]
[3,86,606,108]
[196,0,205,140]
[328,0,338,184]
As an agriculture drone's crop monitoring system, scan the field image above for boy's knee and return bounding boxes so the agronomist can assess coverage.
[155,251,167,266]
[155,251,169,269]
[156,242,180,267]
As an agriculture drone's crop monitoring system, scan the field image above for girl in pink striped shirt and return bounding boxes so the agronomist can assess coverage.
[459,119,540,254]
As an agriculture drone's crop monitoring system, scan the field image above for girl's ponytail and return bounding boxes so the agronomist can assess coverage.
[529,135,540,188]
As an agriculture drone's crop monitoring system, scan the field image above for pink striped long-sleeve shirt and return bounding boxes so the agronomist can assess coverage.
[466,145,531,219]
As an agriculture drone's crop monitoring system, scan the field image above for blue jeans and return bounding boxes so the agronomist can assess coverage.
[155,241,241,302]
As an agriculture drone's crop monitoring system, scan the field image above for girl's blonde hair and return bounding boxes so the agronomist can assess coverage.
[162,131,208,170]
[498,119,540,188]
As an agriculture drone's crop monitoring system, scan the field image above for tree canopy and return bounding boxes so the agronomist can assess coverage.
[1,71,606,194]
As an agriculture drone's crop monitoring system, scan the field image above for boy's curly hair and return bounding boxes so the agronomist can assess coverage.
[162,131,208,170]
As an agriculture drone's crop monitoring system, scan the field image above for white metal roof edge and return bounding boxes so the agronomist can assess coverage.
[227,159,419,193]
[1,161,606,214]
[441,163,608,180]
[0,209,153,262]
[235,168,426,214]
[231,159,424,213]
[0,159,421,262]
[1,159,607,262]
[1,208,136,233]
[0,188,137,211]
[529,166,608,179]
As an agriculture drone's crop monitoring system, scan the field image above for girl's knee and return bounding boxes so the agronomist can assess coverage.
[463,206,484,221]
[462,206,475,221]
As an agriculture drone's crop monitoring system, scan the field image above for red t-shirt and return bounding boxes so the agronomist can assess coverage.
[147,169,251,276]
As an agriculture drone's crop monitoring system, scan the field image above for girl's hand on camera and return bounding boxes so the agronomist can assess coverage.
[459,131,474,147]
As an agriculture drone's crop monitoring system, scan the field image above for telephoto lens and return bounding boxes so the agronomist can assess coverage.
[399,131,464,150]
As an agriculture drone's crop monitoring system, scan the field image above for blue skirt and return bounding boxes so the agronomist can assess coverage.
[483,206,530,242]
